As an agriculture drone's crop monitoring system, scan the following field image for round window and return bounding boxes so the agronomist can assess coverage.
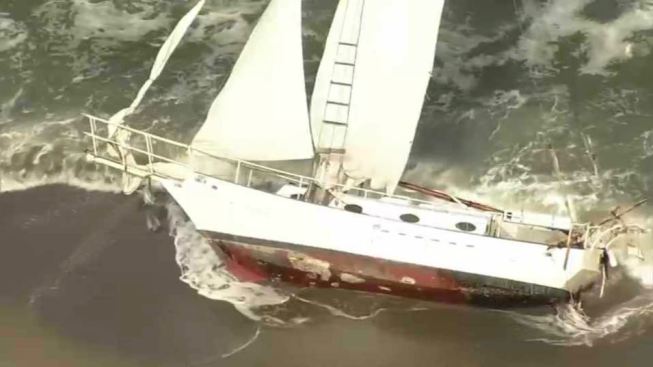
[399,213,420,223]
[455,222,476,232]
[344,204,363,214]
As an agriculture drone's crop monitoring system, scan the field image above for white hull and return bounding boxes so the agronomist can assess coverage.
[162,174,603,300]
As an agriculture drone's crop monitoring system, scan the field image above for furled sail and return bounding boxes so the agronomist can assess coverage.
[310,0,445,193]
[108,0,205,137]
[191,0,314,161]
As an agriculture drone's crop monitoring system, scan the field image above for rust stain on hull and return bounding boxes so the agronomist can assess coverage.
[287,253,332,281]
[207,237,570,307]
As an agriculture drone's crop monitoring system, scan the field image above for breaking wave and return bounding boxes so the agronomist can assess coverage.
[506,291,653,347]
[504,225,653,346]
[0,117,122,194]
[165,199,292,321]
[0,14,27,52]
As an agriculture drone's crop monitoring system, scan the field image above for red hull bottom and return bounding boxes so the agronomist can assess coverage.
[207,235,570,308]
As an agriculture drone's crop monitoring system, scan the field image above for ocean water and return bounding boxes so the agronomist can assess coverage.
[1,0,653,366]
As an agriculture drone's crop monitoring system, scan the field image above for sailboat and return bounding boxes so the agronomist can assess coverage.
[82,0,645,307]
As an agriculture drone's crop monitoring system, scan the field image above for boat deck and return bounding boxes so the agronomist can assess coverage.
[83,114,454,207]
[82,114,616,252]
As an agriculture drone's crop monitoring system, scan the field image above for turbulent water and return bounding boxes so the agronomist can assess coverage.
[1,0,653,365]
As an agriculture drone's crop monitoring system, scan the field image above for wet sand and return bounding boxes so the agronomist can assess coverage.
[1,185,652,367]
[0,186,255,366]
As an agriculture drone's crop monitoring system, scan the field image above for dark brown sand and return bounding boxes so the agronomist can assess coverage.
[1,185,652,367]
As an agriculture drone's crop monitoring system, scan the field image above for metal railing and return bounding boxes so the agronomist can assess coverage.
[83,114,448,207]
[84,114,641,252]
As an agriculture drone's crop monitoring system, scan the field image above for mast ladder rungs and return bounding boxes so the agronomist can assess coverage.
[326,100,349,107]
[330,81,353,87]
[322,119,348,126]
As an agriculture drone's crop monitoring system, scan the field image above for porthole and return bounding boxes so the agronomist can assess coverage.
[399,213,419,223]
[455,222,476,232]
[344,204,363,214]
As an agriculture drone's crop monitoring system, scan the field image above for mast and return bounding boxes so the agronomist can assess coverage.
[311,0,366,191]
[310,0,446,194]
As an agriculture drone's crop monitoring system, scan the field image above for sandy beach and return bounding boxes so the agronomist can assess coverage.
[1,185,652,366]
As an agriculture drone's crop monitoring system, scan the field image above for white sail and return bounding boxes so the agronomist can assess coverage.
[191,0,314,161]
[310,0,445,193]
[108,0,205,137]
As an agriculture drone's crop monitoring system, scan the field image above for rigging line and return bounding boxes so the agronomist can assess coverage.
[597,199,648,226]
[398,181,504,213]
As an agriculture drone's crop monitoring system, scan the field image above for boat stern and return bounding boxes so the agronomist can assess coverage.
[564,247,603,294]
